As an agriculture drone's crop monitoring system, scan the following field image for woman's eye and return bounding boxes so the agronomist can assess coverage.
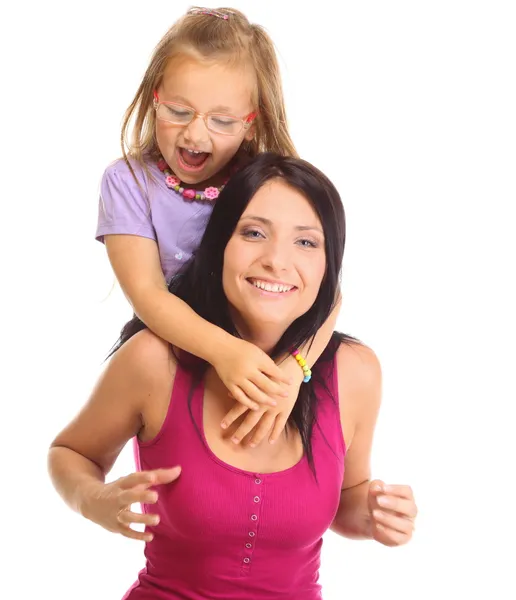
[297,238,318,248]
[241,229,264,239]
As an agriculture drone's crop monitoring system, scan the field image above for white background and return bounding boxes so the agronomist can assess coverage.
[1,1,515,598]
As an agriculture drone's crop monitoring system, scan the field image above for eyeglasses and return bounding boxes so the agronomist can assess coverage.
[153,91,258,136]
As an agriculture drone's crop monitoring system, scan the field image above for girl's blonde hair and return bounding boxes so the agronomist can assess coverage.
[121,6,298,171]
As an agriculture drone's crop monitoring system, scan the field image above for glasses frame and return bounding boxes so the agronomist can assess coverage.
[153,91,258,136]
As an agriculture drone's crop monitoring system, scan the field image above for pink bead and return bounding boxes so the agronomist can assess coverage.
[157,159,168,171]
[204,186,220,200]
[183,189,196,200]
[165,175,180,188]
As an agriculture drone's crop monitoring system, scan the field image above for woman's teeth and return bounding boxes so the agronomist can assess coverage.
[250,279,294,293]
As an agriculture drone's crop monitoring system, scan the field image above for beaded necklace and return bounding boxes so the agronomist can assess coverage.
[157,157,227,202]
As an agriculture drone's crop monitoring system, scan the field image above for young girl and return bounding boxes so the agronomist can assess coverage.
[96,6,340,444]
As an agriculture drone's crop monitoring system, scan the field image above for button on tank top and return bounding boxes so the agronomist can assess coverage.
[123,355,345,600]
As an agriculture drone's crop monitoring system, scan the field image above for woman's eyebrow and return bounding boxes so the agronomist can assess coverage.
[242,215,324,235]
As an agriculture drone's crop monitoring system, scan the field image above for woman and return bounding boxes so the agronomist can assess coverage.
[48,153,417,599]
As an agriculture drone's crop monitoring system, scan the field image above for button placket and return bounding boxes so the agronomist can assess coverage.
[242,474,265,571]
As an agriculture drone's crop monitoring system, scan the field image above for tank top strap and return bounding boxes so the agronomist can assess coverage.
[312,354,346,457]
[167,356,206,425]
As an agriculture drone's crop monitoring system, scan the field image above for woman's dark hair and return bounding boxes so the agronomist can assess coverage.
[111,152,357,468]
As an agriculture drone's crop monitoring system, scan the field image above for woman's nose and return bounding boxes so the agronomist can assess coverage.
[260,241,290,273]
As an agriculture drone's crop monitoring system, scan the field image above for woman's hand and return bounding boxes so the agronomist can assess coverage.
[212,337,292,411]
[368,480,417,546]
[82,467,181,542]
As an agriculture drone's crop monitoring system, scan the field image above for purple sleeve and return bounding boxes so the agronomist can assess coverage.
[95,159,156,243]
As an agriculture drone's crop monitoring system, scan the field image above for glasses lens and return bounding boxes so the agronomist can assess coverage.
[207,115,242,135]
[156,103,194,125]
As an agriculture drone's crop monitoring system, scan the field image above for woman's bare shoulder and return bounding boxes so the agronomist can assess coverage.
[335,341,382,439]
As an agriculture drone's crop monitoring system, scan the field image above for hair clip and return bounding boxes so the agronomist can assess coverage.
[187,7,229,20]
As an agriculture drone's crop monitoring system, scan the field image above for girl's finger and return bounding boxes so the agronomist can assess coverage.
[117,509,160,528]
[119,524,154,542]
[251,371,290,398]
[249,412,276,447]
[230,410,266,445]
[221,403,249,429]
[229,386,260,411]
[269,413,289,444]
[240,379,277,408]
[260,359,293,386]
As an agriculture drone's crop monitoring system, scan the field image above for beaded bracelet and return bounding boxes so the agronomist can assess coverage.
[291,348,312,383]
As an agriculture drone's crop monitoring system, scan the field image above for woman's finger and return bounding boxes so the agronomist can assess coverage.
[118,471,156,490]
[117,508,160,528]
[119,486,159,508]
[373,510,415,536]
[374,523,409,546]
[119,523,154,542]
[382,484,414,500]
[221,403,249,429]
[376,495,418,519]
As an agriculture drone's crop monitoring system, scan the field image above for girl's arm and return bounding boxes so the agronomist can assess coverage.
[104,234,290,411]
[223,295,342,445]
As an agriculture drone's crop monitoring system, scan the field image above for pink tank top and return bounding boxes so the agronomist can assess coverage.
[123,356,345,600]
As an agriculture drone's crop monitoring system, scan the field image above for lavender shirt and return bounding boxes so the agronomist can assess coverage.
[96,158,214,282]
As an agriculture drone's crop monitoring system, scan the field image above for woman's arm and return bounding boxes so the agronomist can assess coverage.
[330,342,382,539]
[48,330,175,531]
[105,234,289,410]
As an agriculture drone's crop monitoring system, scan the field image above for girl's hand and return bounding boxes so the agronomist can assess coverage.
[213,337,292,411]
[368,480,417,546]
[221,382,301,446]
[220,352,304,445]
[82,467,181,541]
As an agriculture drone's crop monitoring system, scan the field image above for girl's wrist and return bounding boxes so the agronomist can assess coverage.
[281,356,305,384]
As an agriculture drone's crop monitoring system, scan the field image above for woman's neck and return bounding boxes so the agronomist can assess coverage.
[235,322,286,356]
